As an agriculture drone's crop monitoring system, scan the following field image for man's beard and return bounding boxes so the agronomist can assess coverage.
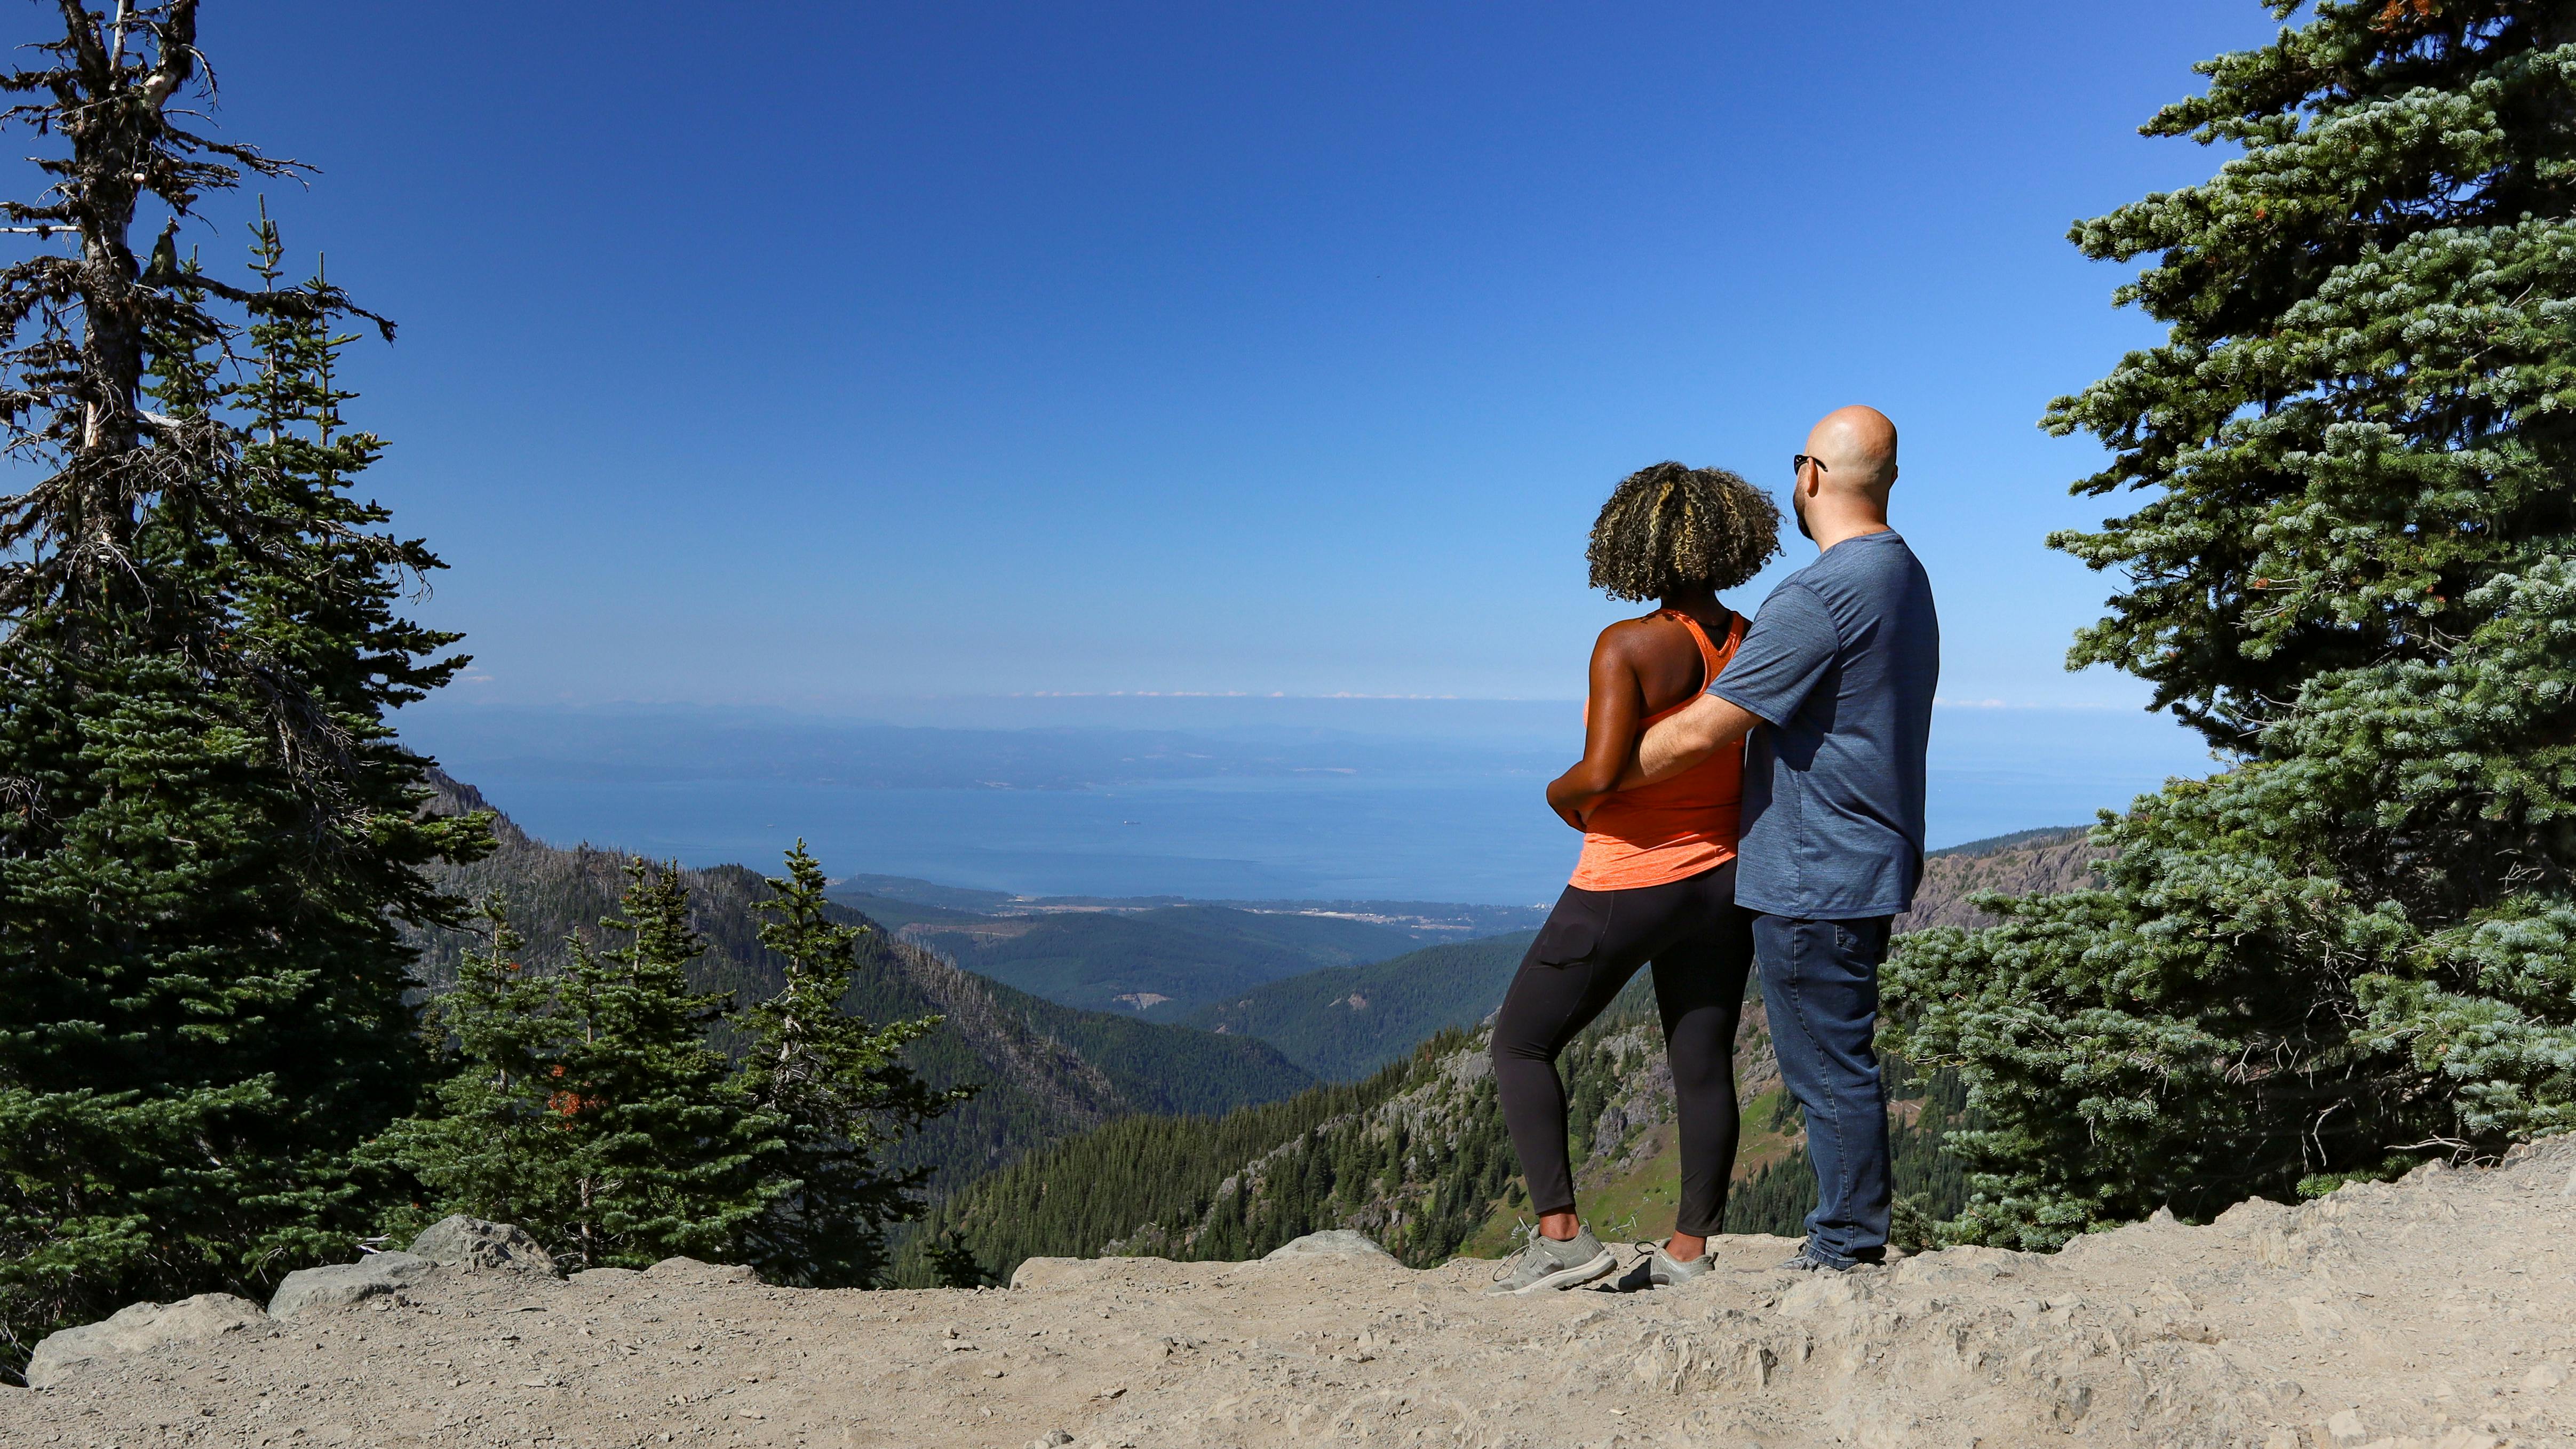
[1792,488,1814,541]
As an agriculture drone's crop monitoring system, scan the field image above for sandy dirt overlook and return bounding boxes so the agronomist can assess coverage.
[13,1142,2576,1448]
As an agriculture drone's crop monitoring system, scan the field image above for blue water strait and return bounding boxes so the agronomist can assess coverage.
[408,700,2214,906]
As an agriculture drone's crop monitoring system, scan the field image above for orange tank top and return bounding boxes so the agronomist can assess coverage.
[1569,610,1748,890]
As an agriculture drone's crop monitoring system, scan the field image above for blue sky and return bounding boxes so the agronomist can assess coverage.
[139,1,2284,715]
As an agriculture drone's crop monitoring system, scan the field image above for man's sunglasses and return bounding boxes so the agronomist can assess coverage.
[1792,454,1830,475]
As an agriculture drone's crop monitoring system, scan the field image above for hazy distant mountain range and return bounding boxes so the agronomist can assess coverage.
[829,874,1545,1018]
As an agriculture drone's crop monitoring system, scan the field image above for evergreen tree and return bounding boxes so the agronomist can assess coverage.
[368,906,566,1233]
[731,842,961,1287]
[539,862,782,1270]
[386,848,958,1279]
[0,5,485,1374]
[1887,2,2576,1247]
[921,1230,989,1289]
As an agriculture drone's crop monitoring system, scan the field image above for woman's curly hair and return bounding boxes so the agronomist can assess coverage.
[1585,461,1782,601]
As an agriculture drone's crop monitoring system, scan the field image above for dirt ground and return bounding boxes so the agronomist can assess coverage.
[14,1138,2576,1449]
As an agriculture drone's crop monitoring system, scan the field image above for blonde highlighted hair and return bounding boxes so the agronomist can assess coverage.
[1585,461,1782,601]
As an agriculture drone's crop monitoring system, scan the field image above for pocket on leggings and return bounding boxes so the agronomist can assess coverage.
[1531,887,1612,967]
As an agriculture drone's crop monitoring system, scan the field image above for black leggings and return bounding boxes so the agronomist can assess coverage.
[1490,860,1754,1237]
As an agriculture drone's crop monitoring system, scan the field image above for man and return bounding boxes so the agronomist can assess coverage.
[1626,404,1937,1272]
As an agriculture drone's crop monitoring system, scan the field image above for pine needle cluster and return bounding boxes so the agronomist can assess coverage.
[1584,462,1781,601]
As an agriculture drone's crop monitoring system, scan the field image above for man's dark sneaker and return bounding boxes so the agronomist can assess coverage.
[1616,1241,1714,1292]
[1779,1247,1883,1273]
[1485,1228,1617,1296]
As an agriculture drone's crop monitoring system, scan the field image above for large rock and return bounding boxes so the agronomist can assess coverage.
[408,1215,558,1276]
[1261,1230,1397,1264]
[267,1252,439,1318]
[26,1293,269,1388]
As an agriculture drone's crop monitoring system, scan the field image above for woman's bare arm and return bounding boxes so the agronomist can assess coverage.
[1544,624,1648,831]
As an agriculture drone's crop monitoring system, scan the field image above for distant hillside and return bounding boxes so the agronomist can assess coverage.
[1898,825,2103,933]
[913,823,2110,1282]
[833,874,1021,912]
[1169,827,2110,1084]
[900,905,1426,1016]
[831,874,1549,939]
[1182,933,1535,1082]
[906,969,1975,1288]
[1928,825,2092,859]
[410,776,1317,1195]
[824,892,998,933]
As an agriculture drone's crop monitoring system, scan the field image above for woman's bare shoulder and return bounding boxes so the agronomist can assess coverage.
[1594,611,1690,659]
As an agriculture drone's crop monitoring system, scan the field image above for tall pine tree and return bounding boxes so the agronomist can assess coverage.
[1887,1,2576,1247]
[538,862,782,1271]
[0,5,486,1373]
[367,906,567,1238]
[732,842,962,1287]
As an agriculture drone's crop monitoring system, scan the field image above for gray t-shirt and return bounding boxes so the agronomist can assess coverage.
[1708,529,1938,919]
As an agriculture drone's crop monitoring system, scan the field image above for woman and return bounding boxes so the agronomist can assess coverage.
[1485,460,1780,1296]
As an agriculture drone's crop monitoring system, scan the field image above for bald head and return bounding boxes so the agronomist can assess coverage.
[1805,405,1898,499]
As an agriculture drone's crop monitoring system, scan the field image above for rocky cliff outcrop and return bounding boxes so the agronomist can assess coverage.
[15,1140,2576,1446]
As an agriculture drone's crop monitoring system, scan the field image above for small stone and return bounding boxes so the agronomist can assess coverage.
[268,1253,439,1319]
[2327,1408,2368,1443]
[982,1367,1005,1378]
[407,1216,559,1277]
[2523,1364,2567,1391]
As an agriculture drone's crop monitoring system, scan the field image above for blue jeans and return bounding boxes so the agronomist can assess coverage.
[1753,912,1893,1267]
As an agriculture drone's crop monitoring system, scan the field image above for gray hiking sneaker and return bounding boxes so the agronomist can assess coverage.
[1779,1246,1883,1273]
[1616,1241,1714,1292]
[1485,1228,1616,1295]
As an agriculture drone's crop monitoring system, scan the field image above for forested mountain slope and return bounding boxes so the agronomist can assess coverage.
[898,905,1426,1015]
[1181,933,1535,1081]
[912,825,2102,1284]
[409,776,1316,1193]
[1166,827,2102,1085]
